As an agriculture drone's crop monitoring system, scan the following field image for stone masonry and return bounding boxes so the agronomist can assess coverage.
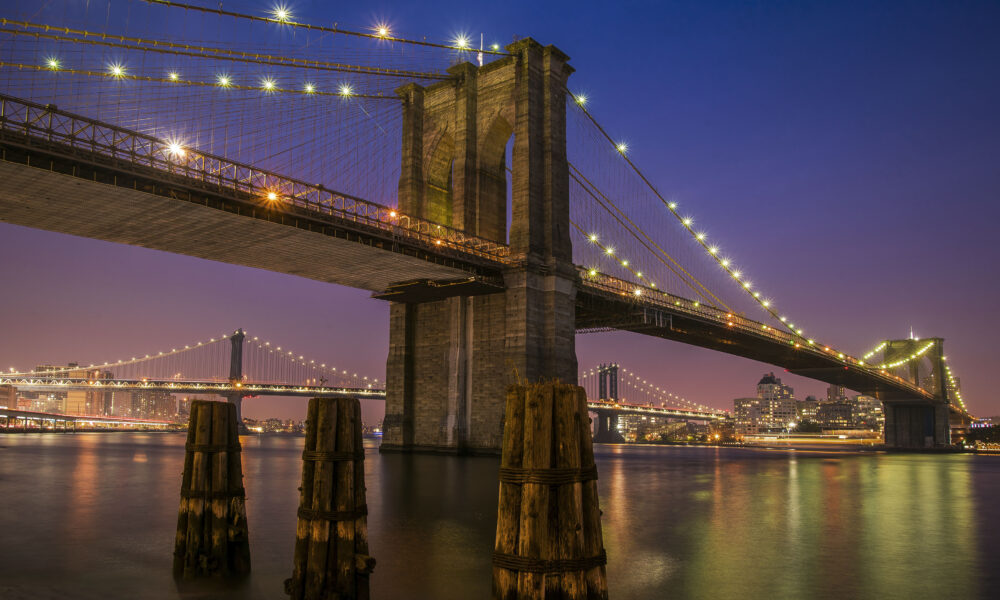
[382,39,577,454]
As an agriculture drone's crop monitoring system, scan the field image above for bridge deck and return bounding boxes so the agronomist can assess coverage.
[0,96,953,409]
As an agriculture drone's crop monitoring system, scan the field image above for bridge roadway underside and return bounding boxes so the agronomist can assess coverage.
[0,144,494,292]
[576,290,937,402]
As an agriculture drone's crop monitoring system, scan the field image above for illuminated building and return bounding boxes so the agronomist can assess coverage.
[0,384,15,409]
[734,372,796,434]
[816,402,853,429]
[851,395,884,431]
[797,395,819,421]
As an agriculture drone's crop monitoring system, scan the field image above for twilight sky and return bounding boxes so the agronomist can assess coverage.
[1,0,999,422]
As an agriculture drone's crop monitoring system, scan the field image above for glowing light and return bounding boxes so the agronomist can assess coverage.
[46,57,60,69]
[271,5,291,22]
[605,247,615,255]
[731,270,742,279]
[376,24,390,38]
[339,83,353,96]
[575,93,588,106]
[682,218,693,227]
[168,72,179,81]
[389,210,397,217]
[621,260,629,267]
[762,300,771,307]
[633,288,642,296]
[108,63,126,78]
[589,233,598,242]
[742,281,752,289]
[668,202,677,210]
[454,34,471,49]
[261,78,276,91]
[588,269,597,277]
[616,142,628,154]
[721,259,731,267]
[267,192,278,201]
[696,232,706,241]
[165,141,185,158]
[217,74,232,87]
[491,43,500,51]
[708,246,719,254]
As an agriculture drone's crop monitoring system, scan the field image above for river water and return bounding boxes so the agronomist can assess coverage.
[1,433,997,599]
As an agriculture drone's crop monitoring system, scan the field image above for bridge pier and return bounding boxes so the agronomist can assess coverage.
[381,39,577,455]
[593,412,624,444]
[883,401,951,449]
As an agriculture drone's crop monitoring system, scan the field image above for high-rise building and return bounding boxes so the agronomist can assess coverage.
[733,372,797,435]
[33,363,111,415]
[130,390,176,420]
[851,395,884,431]
[826,384,847,403]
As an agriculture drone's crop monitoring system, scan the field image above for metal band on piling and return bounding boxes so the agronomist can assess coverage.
[492,550,608,573]
[301,450,363,462]
[296,506,368,522]
[498,466,598,485]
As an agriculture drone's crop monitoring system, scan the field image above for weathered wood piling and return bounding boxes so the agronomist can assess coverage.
[173,400,251,580]
[286,397,374,600]
[493,382,609,600]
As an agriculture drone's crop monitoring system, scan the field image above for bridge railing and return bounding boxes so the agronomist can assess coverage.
[578,268,932,399]
[0,94,510,264]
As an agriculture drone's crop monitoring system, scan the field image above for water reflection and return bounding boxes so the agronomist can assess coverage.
[0,436,994,599]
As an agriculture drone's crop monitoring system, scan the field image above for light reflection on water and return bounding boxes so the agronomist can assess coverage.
[0,434,997,599]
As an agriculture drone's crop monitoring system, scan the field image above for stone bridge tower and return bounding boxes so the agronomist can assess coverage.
[381,39,577,454]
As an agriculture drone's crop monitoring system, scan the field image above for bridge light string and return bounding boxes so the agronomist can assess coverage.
[3,334,230,376]
[0,22,447,81]
[139,0,513,55]
[578,365,723,413]
[2,60,397,100]
[876,340,935,369]
[568,162,732,310]
[243,334,382,389]
[943,363,967,411]
[860,341,888,362]
[567,91,808,340]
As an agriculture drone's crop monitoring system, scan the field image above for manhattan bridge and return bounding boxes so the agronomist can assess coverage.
[0,0,972,450]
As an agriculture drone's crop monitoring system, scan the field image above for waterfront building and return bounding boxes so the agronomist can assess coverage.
[1,384,14,409]
[852,395,884,431]
[797,395,819,421]
[733,372,797,435]
[826,384,847,403]
[816,401,853,429]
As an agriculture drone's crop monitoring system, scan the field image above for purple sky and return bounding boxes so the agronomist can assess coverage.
[2,0,999,422]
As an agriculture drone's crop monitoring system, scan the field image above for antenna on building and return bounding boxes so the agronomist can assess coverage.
[477,33,484,66]
[909,326,914,340]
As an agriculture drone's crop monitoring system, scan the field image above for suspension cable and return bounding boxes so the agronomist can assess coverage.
[140,0,512,55]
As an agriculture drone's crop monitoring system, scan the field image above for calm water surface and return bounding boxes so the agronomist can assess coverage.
[1,433,998,599]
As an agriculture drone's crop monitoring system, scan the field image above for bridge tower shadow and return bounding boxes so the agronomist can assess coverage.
[381,39,577,455]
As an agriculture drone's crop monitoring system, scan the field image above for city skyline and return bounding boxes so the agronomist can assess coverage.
[2,0,998,422]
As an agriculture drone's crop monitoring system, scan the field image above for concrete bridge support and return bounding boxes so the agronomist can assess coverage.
[382,39,577,454]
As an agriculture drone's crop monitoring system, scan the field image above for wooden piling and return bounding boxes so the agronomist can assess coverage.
[493,382,609,600]
[286,397,374,600]
[172,400,250,580]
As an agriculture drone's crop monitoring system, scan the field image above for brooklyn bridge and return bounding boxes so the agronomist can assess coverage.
[0,1,972,451]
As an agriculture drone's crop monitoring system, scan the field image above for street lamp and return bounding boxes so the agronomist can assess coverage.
[787,421,797,438]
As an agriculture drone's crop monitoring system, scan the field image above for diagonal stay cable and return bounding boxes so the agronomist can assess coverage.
[569,163,731,311]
